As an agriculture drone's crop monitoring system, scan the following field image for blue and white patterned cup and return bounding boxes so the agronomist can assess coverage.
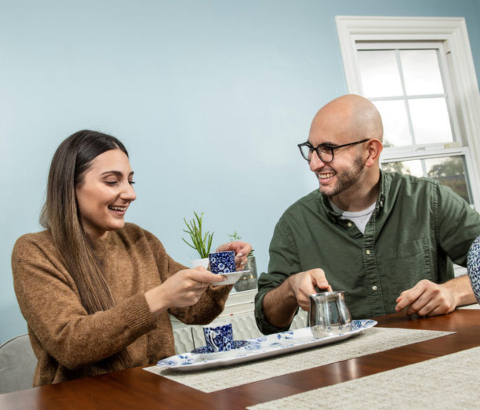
[203,322,234,353]
[467,236,480,303]
[209,251,236,274]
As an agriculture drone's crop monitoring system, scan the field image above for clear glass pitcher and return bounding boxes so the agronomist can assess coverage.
[308,291,352,338]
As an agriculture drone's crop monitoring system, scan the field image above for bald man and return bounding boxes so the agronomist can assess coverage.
[254,94,480,334]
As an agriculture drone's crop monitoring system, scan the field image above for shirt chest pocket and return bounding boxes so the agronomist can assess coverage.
[378,238,433,295]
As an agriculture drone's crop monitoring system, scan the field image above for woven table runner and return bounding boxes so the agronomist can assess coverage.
[248,345,480,410]
[144,327,453,393]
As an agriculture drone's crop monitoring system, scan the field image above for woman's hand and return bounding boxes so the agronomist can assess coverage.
[215,241,252,271]
[145,267,225,315]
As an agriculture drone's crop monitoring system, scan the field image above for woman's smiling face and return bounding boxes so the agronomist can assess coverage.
[75,149,136,239]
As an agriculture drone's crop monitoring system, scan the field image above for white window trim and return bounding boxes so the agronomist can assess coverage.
[336,16,480,206]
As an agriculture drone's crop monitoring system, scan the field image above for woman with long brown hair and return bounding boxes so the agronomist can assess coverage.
[12,130,251,386]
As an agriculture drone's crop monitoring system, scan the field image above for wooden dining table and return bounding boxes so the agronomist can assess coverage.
[1,308,479,410]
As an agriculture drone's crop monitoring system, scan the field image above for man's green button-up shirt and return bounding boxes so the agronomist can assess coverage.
[255,172,480,334]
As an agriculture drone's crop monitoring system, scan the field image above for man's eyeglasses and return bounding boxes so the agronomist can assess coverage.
[297,139,370,163]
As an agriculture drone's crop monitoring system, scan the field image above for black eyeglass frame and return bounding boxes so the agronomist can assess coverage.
[297,139,370,163]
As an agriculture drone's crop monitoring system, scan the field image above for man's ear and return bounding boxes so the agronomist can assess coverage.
[365,139,383,168]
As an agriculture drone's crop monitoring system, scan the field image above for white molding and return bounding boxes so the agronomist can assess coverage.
[226,289,257,306]
[335,16,474,93]
[335,16,467,37]
[380,146,469,162]
[335,16,480,206]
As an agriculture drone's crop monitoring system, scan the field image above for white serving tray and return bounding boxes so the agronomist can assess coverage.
[157,319,377,372]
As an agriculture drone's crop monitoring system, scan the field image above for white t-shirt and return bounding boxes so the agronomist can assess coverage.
[329,200,376,234]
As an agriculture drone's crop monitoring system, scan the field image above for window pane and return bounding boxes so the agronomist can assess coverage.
[381,159,423,177]
[400,50,444,96]
[373,100,412,147]
[357,50,403,98]
[382,156,471,204]
[426,156,471,203]
[409,98,453,144]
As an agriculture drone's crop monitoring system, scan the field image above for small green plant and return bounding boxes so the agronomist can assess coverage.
[228,231,242,242]
[183,212,214,259]
[228,231,254,257]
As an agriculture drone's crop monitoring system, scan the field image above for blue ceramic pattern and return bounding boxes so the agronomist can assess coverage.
[192,340,251,354]
[244,342,263,351]
[209,251,236,274]
[276,331,295,340]
[203,323,234,353]
[157,354,195,366]
[350,320,369,331]
[160,358,178,366]
[467,236,480,303]
[178,354,196,365]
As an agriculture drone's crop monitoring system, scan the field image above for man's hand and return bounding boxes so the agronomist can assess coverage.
[395,279,456,317]
[262,268,332,328]
[288,268,333,311]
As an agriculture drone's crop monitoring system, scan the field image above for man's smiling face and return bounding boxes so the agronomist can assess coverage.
[308,109,368,198]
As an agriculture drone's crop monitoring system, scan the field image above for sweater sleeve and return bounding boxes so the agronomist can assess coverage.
[169,277,232,325]
[142,230,232,325]
[12,234,157,370]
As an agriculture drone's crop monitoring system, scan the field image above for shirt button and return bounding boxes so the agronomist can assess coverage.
[347,222,353,227]
[366,250,371,255]
[372,285,378,291]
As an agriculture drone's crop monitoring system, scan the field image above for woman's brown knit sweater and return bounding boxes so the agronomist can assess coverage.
[11,223,231,387]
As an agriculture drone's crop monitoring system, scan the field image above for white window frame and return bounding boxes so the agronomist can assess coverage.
[336,16,480,207]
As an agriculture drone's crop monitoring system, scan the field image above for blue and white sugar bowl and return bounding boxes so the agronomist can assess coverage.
[467,236,480,303]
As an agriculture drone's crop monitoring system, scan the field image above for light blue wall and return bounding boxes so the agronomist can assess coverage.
[2,0,480,343]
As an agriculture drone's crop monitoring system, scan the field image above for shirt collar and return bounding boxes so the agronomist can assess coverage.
[377,170,388,210]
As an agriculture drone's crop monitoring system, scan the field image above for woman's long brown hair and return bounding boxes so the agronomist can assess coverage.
[40,130,132,372]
